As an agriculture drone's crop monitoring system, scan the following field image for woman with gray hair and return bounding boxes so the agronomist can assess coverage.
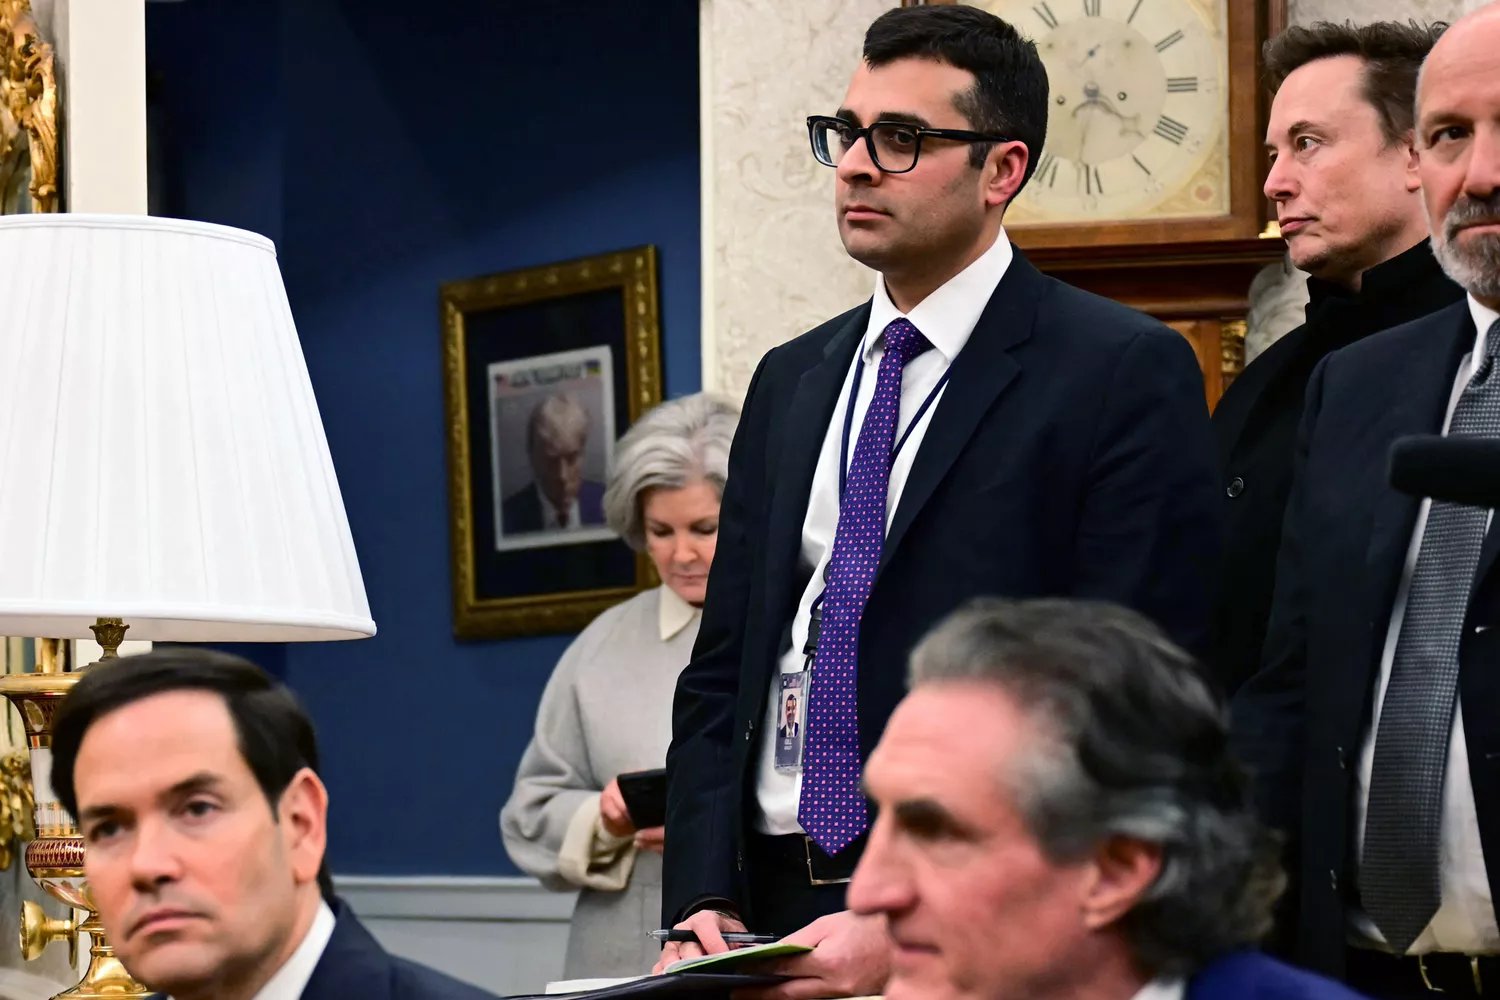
[501,392,739,980]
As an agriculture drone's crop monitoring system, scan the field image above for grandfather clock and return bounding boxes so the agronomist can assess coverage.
[907,0,1290,409]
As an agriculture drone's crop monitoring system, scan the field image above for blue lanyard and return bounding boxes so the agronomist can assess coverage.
[806,344,952,659]
[837,349,953,499]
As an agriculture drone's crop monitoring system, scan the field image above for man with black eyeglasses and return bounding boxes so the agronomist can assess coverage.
[657,6,1221,997]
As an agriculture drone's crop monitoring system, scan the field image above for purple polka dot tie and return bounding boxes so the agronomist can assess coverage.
[798,318,933,854]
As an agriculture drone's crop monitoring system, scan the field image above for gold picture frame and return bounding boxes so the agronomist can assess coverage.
[0,0,59,215]
[442,246,664,640]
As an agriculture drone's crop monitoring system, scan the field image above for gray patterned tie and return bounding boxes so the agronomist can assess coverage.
[1361,318,1500,954]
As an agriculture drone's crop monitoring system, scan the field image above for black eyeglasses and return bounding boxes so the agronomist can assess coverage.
[806,115,1015,174]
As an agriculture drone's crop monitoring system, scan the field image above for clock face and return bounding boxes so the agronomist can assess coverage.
[983,0,1230,225]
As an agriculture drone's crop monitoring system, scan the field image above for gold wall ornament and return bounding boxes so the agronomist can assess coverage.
[0,746,33,869]
[1221,318,1248,390]
[0,646,151,997]
[0,0,59,215]
[0,750,35,871]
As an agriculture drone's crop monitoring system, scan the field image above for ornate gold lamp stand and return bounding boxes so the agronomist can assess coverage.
[0,627,148,998]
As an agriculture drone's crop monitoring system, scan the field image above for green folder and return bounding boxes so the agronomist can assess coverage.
[663,940,813,974]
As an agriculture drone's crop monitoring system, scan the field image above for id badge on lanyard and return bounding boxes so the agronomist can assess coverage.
[776,350,952,774]
[773,598,819,773]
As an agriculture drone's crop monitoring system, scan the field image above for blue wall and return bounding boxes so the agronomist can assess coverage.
[148,0,700,874]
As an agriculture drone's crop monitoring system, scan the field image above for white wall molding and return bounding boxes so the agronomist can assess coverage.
[333,875,575,996]
[335,874,576,922]
[55,0,147,213]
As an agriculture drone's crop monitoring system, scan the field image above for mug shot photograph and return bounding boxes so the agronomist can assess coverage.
[489,346,616,552]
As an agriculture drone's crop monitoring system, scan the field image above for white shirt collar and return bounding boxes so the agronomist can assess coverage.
[536,483,581,531]
[237,901,335,1000]
[657,584,700,641]
[1467,294,1499,379]
[1130,976,1186,1000]
[863,230,1014,364]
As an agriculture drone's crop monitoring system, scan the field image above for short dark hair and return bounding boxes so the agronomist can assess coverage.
[862,4,1049,192]
[51,648,334,900]
[1264,20,1447,146]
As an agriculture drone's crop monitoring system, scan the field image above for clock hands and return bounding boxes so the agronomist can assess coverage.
[1074,82,1123,120]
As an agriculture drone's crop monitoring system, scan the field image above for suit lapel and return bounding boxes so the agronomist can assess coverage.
[1363,306,1475,662]
[877,251,1040,572]
[761,307,868,634]
[302,901,393,1000]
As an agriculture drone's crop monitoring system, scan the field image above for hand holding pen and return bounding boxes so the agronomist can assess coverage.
[650,908,753,973]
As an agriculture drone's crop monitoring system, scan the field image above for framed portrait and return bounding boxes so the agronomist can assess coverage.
[442,246,663,640]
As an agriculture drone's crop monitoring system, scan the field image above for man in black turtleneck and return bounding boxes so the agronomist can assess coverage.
[1212,20,1462,695]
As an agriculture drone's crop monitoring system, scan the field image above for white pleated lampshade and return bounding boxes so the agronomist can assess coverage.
[0,214,374,641]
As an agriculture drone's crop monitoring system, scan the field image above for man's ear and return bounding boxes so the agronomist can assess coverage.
[985,141,1031,209]
[1080,836,1163,931]
[278,767,329,887]
[1404,130,1422,193]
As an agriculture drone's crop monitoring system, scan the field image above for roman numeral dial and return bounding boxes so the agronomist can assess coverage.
[986,0,1229,224]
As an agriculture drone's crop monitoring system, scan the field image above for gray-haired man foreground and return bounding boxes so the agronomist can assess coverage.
[849,599,1370,1000]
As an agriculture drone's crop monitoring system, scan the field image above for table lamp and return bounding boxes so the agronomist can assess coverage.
[0,214,375,998]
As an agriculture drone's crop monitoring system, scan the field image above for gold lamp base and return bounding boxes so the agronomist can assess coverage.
[23,904,145,998]
[18,840,148,999]
[0,630,149,999]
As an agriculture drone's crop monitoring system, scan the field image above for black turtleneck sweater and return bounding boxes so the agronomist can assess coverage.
[1210,239,1464,694]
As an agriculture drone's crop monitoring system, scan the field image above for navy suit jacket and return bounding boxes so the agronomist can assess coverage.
[148,900,495,1000]
[664,248,1223,923]
[501,479,606,535]
[1232,301,1500,976]
[1187,952,1372,999]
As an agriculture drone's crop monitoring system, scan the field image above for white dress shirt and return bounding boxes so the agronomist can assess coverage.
[752,233,1014,834]
[537,483,582,531]
[169,901,335,1000]
[1351,294,1500,955]
[1131,978,1186,1000]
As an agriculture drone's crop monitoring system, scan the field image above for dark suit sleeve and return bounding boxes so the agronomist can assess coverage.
[1071,326,1223,656]
[1230,355,1325,840]
[663,355,771,924]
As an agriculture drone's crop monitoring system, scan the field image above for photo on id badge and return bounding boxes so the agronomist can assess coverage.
[775,672,807,771]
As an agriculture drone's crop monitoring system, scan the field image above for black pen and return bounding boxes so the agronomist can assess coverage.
[648,929,778,944]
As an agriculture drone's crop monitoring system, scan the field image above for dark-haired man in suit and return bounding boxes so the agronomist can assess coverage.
[1233,5,1500,995]
[1211,18,1460,696]
[657,4,1220,997]
[50,649,495,1000]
